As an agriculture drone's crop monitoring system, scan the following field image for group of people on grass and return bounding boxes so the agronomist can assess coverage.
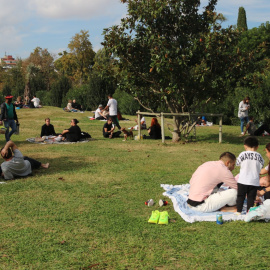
[187,136,270,214]
[64,99,83,112]
[238,96,270,136]
[14,95,41,109]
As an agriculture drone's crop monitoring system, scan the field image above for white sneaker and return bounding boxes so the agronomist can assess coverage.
[241,132,244,135]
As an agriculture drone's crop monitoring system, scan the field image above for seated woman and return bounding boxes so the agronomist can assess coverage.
[41,118,57,137]
[103,117,121,139]
[147,117,161,139]
[65,100,77,112]
[259,143,270,200]
[59,119,81,142]
[14,96,24,108]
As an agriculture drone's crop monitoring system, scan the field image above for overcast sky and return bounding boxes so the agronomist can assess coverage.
[0,0,269,59]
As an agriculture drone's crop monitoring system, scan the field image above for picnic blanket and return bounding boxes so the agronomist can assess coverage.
[26,137,91,144]
[161,184,246,223]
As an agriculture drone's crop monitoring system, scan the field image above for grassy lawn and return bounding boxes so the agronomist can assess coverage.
[0,107,269,269]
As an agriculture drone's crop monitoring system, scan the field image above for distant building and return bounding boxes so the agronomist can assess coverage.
[0,55,17,68]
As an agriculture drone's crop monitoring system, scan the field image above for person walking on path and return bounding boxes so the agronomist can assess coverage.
[0,95,19,142]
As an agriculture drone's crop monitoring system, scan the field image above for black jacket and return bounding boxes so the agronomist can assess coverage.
[0,102,18,121]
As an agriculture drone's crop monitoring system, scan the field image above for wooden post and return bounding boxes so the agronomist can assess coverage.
[161,112,165,143]
[137,111,141,140]
[219,116,222,143]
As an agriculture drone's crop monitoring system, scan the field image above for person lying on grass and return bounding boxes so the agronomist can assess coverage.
[0,141,49,180]
[187,152,238,213]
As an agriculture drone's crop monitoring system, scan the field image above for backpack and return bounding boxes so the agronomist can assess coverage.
[81,131,91,139]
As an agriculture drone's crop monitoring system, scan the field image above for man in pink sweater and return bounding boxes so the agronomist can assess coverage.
[187,152,238,212]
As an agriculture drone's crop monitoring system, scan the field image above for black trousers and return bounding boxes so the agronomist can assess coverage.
[103,131,121,138]
[109,115,121,129]
[264,191,270,200]
[24,156,41,170]
[237,183,258,212]
[254,124,270,136]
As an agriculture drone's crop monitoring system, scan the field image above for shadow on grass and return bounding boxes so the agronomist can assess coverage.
[193,132,270,145]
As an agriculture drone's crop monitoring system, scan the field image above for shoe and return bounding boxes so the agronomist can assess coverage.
[148,210,160,224]
[241,132,244,135]
[158,211,169,225]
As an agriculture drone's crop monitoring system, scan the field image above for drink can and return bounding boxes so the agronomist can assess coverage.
[216,214,223,225]
[145,199,154,206]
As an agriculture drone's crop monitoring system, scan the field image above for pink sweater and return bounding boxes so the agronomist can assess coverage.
[188,160,237,202]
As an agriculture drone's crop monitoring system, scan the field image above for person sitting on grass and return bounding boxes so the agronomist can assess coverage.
[65,100,77,112]
[131,116,147,130]
[0,141,49,180]
[241,116,270,137]
[187,152,238,213]
[41,118,57,137]
[103,117,122,139]
[258,143,270,200]
[71,99,82,111]
[146,117,161,139]
[95,104,106,120]
[58,119,81,142]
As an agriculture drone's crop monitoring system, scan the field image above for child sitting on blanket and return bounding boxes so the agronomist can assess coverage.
[236,136,264,214]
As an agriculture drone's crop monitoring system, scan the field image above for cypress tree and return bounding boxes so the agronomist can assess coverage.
[237,7,248,31]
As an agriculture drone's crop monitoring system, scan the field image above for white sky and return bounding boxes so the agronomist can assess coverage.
[0,0,269,59]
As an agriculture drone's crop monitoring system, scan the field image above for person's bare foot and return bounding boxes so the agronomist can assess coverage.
[41,163,50,169]
[220,206,237,212]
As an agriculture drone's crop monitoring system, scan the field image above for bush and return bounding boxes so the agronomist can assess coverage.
[113,89,140,115]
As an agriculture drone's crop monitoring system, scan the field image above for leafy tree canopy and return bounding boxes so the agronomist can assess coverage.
[237,7,248,31]
[103,0,244,120]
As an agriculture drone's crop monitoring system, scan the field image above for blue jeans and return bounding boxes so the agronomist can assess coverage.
[240,117,249,132]
[4,119,17,141]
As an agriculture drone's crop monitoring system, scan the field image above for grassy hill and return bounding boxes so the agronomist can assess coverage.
[0,106,269,269]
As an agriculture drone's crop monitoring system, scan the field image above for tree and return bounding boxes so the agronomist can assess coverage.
[68,30,96,84]
[103,0,245,141]
[23,47,55,91]
[24,64,42,99]
[237,7,248,31]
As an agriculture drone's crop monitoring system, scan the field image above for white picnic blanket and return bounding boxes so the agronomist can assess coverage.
[161,184,246,223]
[26,137,91,144]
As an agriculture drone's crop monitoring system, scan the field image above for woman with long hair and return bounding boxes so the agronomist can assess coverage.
[147,117,161,139]
[259,143,270,199]
[238,96,250,135]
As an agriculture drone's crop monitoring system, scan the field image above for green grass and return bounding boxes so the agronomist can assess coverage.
[0,106,269,269]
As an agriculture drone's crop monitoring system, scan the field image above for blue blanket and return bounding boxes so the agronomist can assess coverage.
[161,184,245,223]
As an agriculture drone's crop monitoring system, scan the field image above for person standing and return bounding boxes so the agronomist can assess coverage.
[238,96,250,135]
[0,95,19,142]
[236,136,264,214]
[105,94,121,130]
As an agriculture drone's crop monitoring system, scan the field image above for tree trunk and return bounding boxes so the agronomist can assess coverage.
[172,116,181,142]
[24,81,30,99]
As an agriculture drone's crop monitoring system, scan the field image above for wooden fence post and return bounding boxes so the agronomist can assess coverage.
[161,112,165,143]
[219,116,222,143]
[137,111,141,139]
